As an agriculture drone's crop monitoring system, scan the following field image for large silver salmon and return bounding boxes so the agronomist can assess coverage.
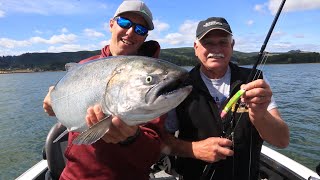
[51,56,192,144]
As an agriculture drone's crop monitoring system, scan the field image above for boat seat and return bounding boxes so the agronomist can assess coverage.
[43,123,68,180]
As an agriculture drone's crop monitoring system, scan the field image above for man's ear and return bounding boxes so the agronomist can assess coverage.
[231,39,235,48]
[193,41,198,57]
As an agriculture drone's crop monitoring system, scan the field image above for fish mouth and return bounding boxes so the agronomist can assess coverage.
[145,74,192,104]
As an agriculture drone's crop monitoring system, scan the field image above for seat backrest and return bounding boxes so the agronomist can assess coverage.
[43,123,68,180]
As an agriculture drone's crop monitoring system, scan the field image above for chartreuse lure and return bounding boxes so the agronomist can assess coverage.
[220,89,246,118]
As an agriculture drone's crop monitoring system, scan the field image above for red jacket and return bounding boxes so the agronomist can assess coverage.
[60,41,164,180]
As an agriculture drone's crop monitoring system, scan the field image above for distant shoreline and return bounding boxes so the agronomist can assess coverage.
[0,70,34,74]
[0,69,48,74]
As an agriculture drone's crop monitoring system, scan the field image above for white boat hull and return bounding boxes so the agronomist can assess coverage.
[16,145,320,180]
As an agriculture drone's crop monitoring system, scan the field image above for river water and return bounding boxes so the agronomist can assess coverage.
[0,63,319,179]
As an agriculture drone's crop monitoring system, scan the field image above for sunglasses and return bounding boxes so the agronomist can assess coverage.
[115,16,149,36]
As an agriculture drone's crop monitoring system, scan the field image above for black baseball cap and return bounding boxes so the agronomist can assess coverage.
[196,17,232,40]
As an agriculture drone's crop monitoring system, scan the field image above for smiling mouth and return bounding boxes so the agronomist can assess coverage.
[121,38,133,45]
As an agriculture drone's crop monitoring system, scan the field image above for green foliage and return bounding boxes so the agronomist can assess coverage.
[240,52,320,65]
[0,48,319,71]
[159,47,198,66]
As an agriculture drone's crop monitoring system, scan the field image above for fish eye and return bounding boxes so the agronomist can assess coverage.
[145,76,153,83]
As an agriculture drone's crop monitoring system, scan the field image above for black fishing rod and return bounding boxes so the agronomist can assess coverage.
[246,0,287,83]
[202,0,287,179]
[220,0,287,119]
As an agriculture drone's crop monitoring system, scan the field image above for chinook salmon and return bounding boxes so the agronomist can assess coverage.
[51,56,192,144]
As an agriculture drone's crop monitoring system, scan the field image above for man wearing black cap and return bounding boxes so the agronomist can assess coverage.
[162,17,289,180]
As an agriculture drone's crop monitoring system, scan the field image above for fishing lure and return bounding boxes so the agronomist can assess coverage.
[220,89,245,118]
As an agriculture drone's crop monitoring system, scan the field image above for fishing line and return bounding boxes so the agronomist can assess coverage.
[252,52,269,81]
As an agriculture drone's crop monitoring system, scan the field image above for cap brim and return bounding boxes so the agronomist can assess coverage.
[197,28,232,40]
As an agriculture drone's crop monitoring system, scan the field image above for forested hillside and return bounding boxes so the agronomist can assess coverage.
[0,48,319,72]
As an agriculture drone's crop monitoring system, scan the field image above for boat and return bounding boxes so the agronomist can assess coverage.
[16,123,320,180]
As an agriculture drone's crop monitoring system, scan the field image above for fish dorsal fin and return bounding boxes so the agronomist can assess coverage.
[73,115,112,145]
[65,63,79,72]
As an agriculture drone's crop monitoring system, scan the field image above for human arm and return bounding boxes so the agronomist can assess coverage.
[161,131,234,163]
[241,79,289,148]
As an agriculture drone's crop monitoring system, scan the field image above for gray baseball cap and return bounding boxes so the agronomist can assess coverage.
[114,0,154,30]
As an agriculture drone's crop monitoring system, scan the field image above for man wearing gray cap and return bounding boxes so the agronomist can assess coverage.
[43,1,163,180]
[162,17,289,179]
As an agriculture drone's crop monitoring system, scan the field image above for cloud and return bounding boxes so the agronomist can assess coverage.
[153,20,170,32]
[254,4,267,13]
[247,20,254,26]
[103,22,110,32]
[179,20,197,35]
[47,44,84,53]
[83,29,105,38]
[270,42,293,51]
[156,20,197,47]
[0,0,110,15]
[234,30,292,52]
[0,34,77,49]
[61,28,68,33]
[34,30,43,34]
[161,33,185,45]
[268,0,320,14]
[271,31,286,40]
[0,10,5,17]
[0,48,28,56]
[47,43,100,53]
[0,38,30,48]
[293,34,305,38]
[100,40,110,48]
[30,34,77,44]
[254,0,320,15]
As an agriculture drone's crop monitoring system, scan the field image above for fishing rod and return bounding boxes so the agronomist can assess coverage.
[220,0,287,119]
[246,0,287,83]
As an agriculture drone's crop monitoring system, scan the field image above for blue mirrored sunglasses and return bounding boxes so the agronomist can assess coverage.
[115,17,149,36]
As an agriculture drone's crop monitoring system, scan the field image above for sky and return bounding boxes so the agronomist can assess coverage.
[1,0,320,56]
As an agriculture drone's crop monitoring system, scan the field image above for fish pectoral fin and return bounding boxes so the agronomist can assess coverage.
[72,115,111,145]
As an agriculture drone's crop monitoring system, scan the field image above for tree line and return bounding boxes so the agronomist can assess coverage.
[0,48,319,71]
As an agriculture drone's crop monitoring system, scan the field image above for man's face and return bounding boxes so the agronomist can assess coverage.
[194,30,234,75]
[109,12,148,56]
